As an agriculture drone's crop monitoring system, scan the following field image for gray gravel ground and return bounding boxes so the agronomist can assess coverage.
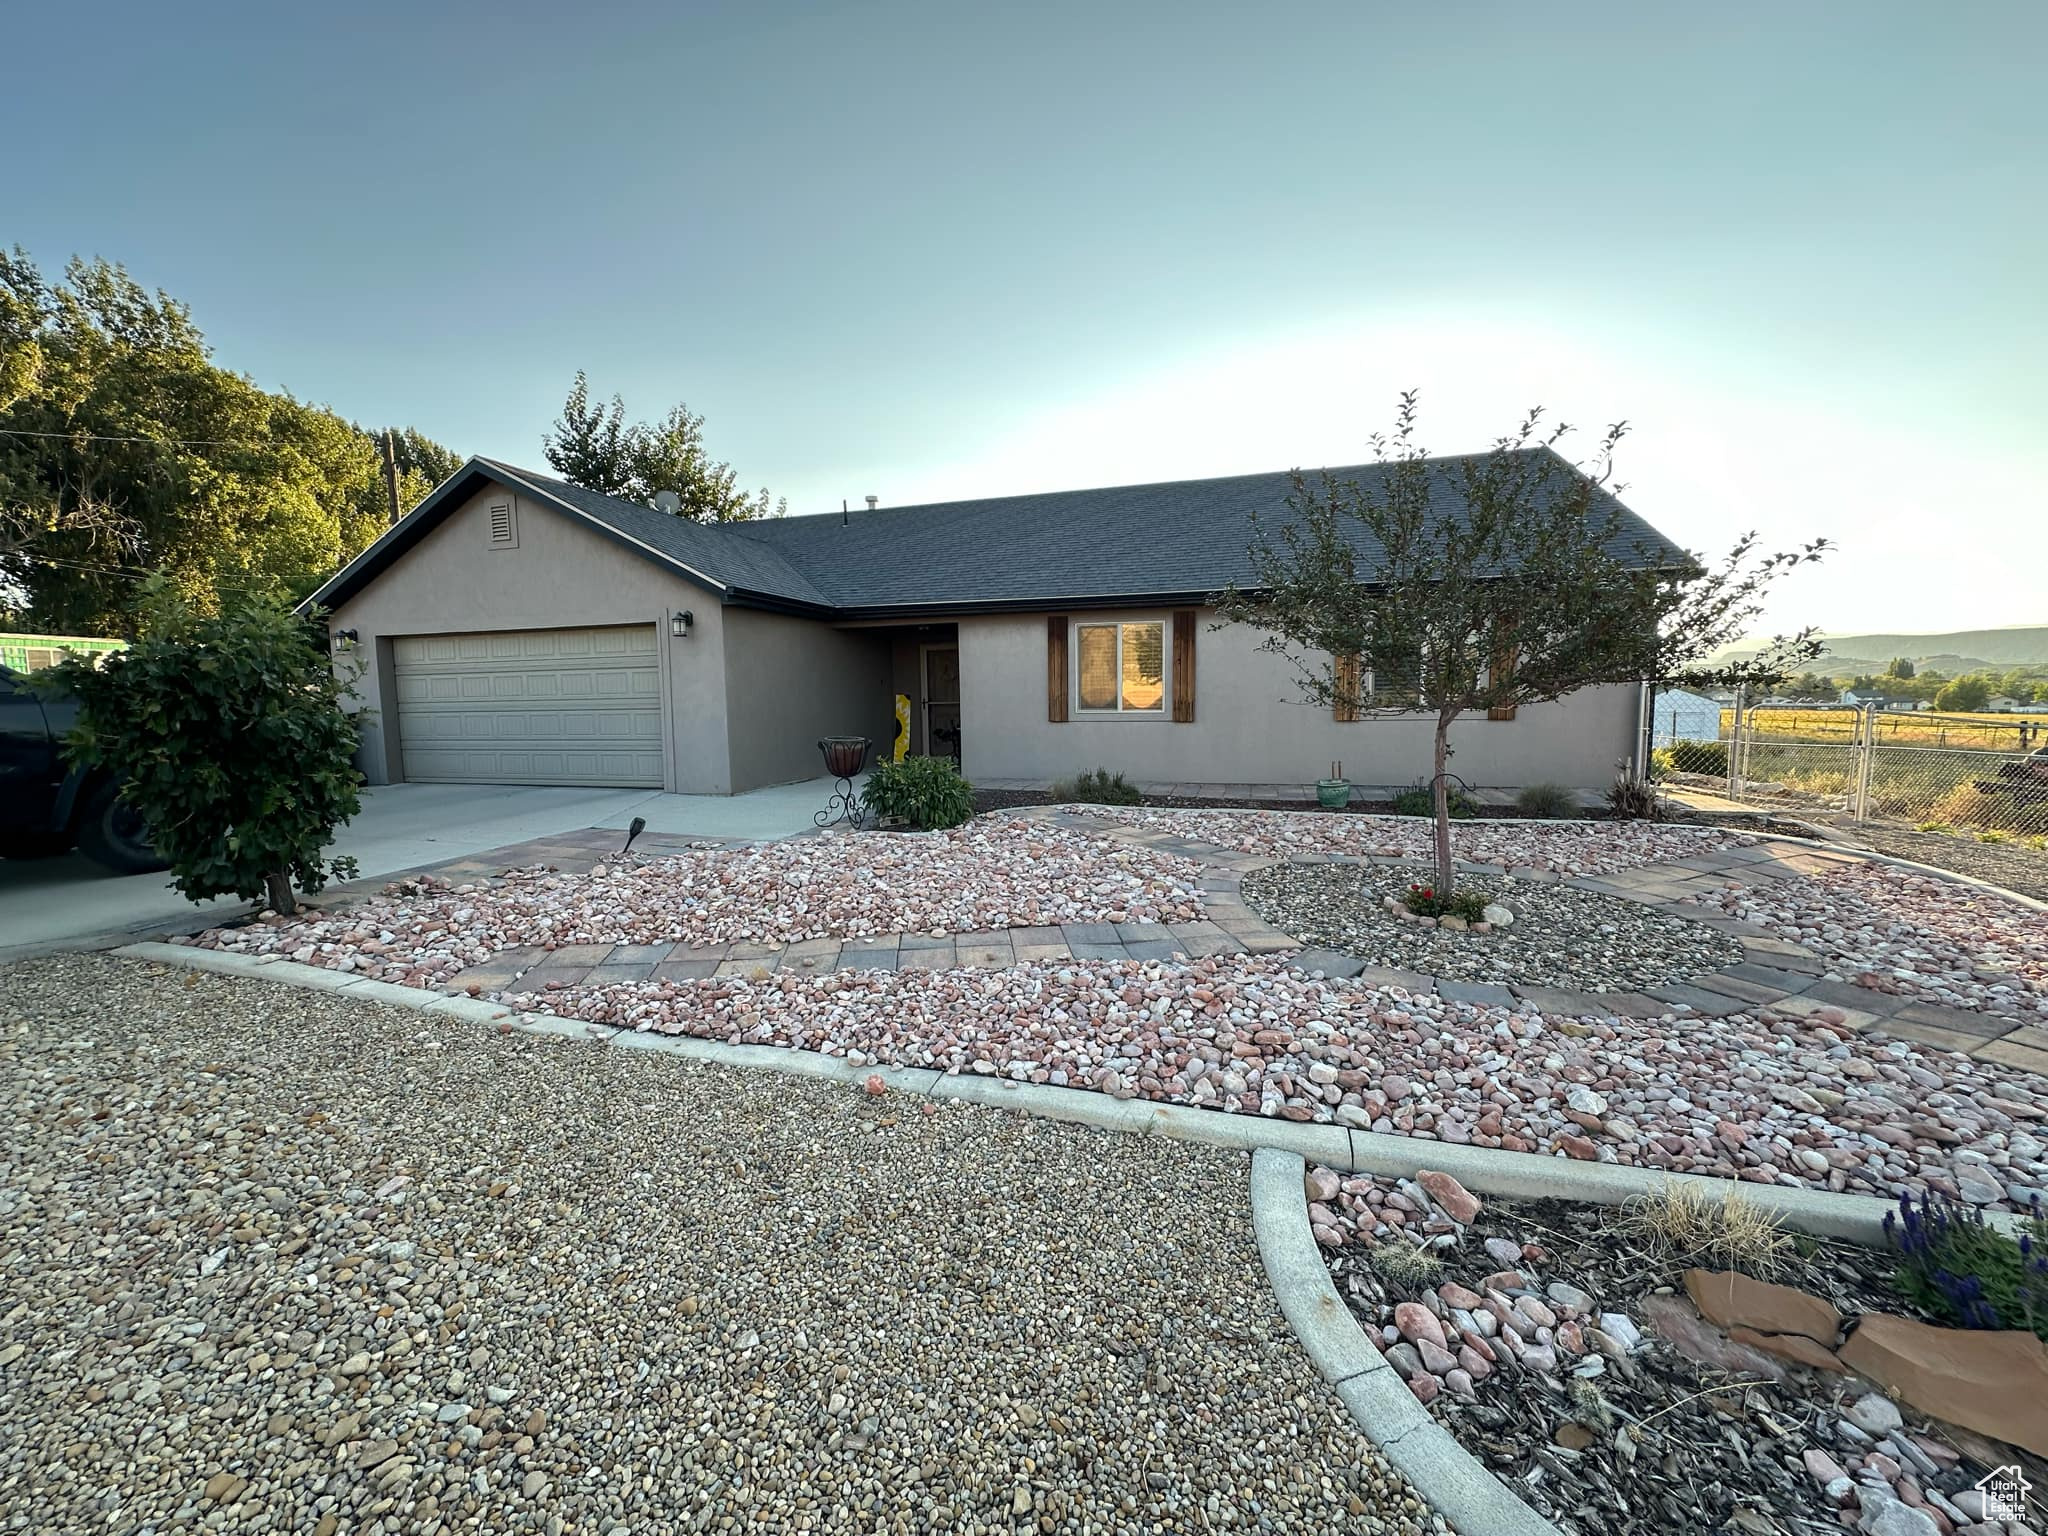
[1242,863,1745,992]
[0,954,1443,1536]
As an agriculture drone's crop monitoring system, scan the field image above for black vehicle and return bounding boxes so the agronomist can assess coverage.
[0,664,165,873]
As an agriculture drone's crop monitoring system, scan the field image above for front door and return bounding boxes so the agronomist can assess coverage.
[923,644,961,761]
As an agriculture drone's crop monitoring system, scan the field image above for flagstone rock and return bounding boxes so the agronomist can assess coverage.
[1684,1269,1843,1344]
[1840,1313,2048,1457]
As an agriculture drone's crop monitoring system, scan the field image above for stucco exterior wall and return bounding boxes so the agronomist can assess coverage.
[721,609,892,792]
[957,607,1638,791]
[326,482,735,793]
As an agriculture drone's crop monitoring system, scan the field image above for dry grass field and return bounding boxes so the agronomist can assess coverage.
[1723,707,2045,750]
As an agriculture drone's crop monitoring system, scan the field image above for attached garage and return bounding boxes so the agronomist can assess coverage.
[392,625,664,787]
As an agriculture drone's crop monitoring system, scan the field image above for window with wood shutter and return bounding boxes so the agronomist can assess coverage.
[1332,654,1363,721]
[1171,610,1196,722]
[1047,615,1069,722]
[1487,640,1519,720]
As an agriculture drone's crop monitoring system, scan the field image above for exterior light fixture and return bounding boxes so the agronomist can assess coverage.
[671,610,694,640]
[330,628,359,650]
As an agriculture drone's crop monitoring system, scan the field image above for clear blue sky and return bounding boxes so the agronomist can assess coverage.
[6,1,2043,635]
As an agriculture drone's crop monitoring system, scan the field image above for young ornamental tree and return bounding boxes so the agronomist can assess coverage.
[1217,394,1826,894]
[45,583,363,913]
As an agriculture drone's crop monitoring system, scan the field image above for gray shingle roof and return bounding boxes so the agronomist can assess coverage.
[734,450,1685,613]
[307,449,1690,619]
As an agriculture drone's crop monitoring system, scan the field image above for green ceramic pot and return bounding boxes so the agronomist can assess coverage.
[1316,778,1352,810]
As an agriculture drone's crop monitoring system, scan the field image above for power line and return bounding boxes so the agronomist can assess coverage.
[0,426,275,448]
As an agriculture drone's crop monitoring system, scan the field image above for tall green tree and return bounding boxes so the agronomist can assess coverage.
[0,249,459,633]
[1885,657,1917,679]
[1218,394,1826,892]
[544,371,784,521]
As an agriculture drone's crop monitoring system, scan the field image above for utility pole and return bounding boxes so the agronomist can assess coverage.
[381,430,403,525]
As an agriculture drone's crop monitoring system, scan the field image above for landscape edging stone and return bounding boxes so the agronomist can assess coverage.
[107,940,2028,1241]
[1249,1147,1561,1536]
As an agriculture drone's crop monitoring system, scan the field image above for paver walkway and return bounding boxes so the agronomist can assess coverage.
[410,811,2048,1081]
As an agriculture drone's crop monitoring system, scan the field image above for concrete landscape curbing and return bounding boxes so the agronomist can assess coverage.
[1250,1147,1561,1536]
[111,939,2009,1243]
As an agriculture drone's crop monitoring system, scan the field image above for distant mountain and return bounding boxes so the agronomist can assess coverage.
[1716,626,2048,671]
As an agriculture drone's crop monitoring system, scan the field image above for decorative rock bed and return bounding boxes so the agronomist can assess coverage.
[1310,1165,2048,1536]
[1077,805,1749,876]
[487,953,2048,1214]
[192,819,1208,986]
[1697,863,2048,1024]
[1241,863,1746,992]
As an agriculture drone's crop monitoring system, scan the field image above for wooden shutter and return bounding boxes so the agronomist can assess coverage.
[1171,610,1196,723]
[1047,615,1069,723]
[1333,654,1362,722]
[1487,641,1519,721]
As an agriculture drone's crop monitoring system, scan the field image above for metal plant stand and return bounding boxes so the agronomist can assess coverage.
[815,736,872,829]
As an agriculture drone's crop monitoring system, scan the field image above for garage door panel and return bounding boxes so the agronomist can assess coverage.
[393,625,663,787]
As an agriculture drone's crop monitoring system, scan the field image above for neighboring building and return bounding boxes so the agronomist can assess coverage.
[1648,687,1722,749]
[0,633,126,673]
[304,454,1687,795]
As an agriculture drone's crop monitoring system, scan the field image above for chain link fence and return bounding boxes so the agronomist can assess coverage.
[1650,688,2048,837]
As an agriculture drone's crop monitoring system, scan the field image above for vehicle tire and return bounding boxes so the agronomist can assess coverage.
[0,828,72,860]
[73,782,169,875]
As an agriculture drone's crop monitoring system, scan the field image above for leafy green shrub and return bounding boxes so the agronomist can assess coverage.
[1514,782,1579,819]
[1661,738,1729,776]
[863,754,974,830]
[1390,782,1477,820]
[1051,766,1142,806]
[46,587,362,912]
[1885,1190,2048,1340]
[1400,882,1488,922]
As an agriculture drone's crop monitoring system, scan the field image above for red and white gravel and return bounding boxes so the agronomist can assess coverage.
[192,819,1206,985]
[507,952,2048,1213]
[1695,862,2048,1021]
[1073,805,1745,876]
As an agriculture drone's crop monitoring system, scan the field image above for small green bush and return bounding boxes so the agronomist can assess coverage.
[1389,782,1477,820]
[1051,766,1142,806]
[1400,883,1488,922]
[46,586,363,912]
[1661,738,1729,776]
[1514,782,1579,819]
[864,755,974,830]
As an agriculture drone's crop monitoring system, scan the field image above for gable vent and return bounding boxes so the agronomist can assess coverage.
[487,501,517,548]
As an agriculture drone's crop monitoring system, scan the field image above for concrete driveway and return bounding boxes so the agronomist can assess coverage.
[0,778,850,958]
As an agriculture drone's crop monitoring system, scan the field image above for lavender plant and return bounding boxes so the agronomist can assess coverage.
[1883,1190,2048,1340]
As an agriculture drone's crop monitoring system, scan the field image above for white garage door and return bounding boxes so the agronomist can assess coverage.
[393,626,664,787]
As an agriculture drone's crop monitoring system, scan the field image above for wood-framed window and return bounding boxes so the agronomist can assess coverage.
[1075,619,1166,714]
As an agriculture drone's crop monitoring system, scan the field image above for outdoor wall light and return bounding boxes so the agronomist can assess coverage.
[671,610,694,639]
[330,628,359,649]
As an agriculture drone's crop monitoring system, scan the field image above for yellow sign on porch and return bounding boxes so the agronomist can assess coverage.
[893,694,910,760]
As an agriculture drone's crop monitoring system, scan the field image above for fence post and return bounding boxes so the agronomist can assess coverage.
[1853,705,1874,821]
[1729,684,1745,800]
